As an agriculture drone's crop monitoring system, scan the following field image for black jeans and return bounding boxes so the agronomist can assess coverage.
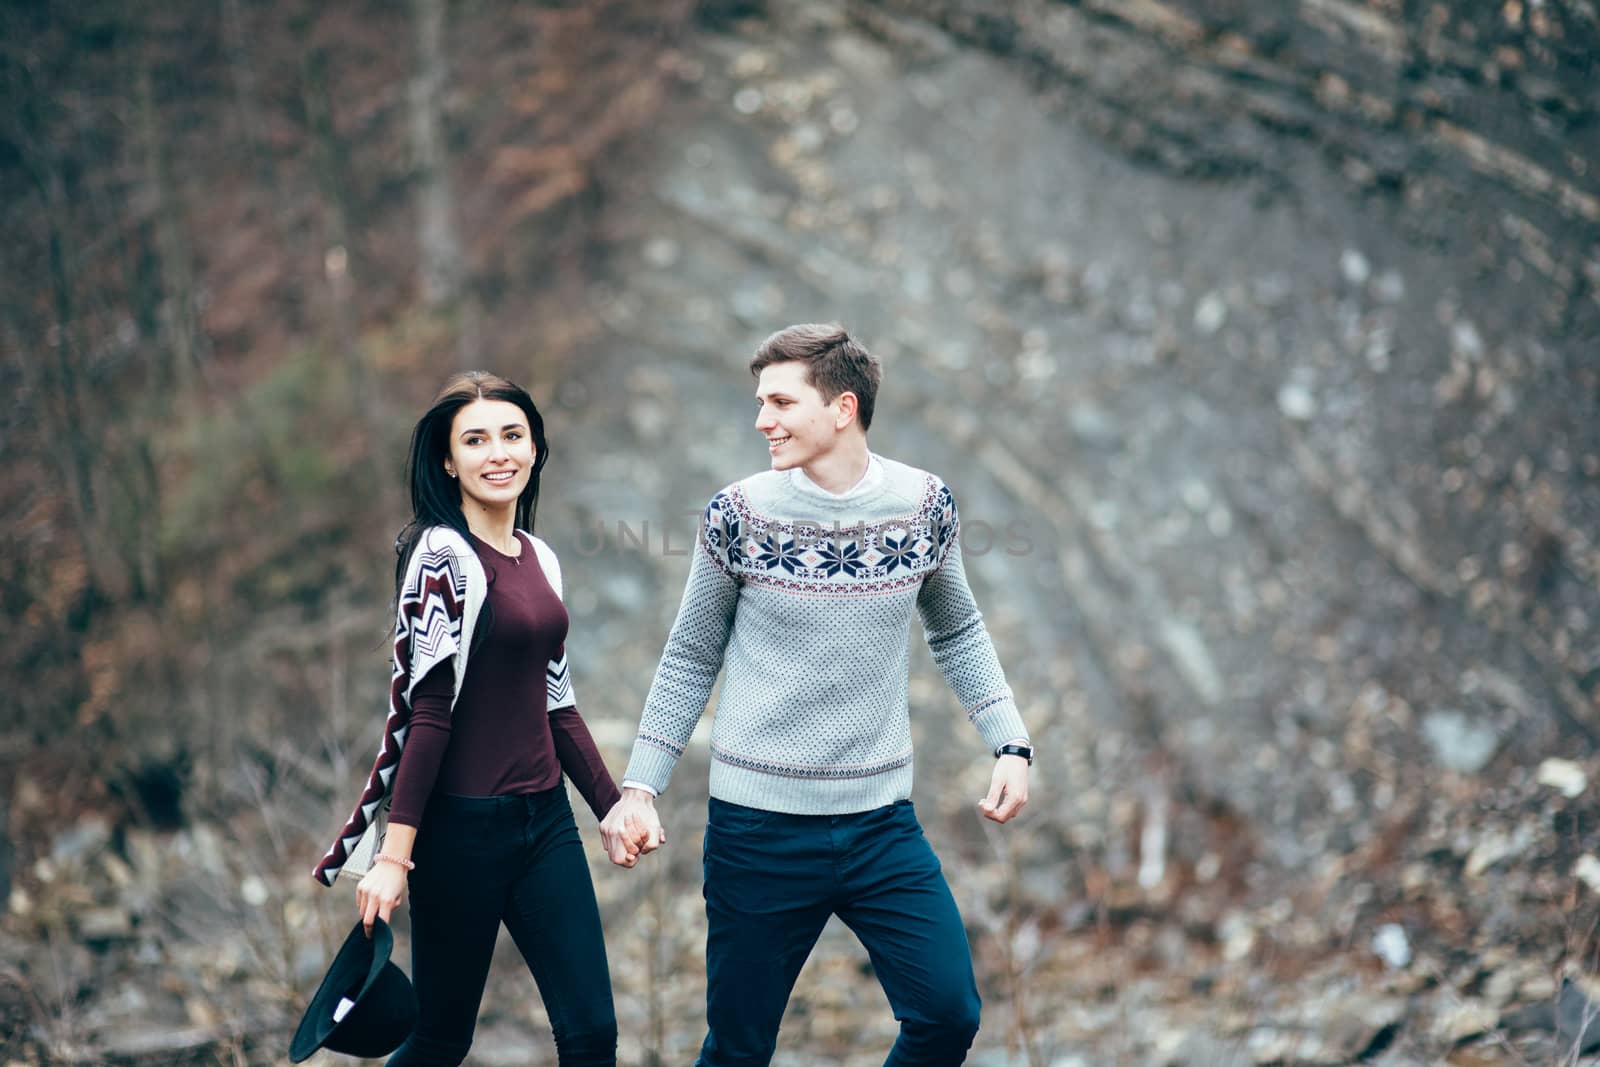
[387,786,617,1067]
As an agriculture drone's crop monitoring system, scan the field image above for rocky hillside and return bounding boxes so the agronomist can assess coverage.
[2,0,1597,1063]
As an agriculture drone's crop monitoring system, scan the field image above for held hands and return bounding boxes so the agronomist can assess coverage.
[355,858,408,936]
[599,787,666,868]
[978,754,1029,823]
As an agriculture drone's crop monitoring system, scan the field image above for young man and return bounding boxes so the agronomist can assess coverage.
[600,324,1033,1066]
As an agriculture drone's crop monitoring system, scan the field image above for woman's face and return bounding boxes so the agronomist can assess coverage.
[443,398,537,516]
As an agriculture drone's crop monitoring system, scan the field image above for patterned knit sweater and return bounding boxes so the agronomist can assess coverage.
[622,454,1030,814]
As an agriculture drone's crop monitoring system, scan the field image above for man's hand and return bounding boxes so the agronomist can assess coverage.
[599,787,666,867]
[978,754,1029,823]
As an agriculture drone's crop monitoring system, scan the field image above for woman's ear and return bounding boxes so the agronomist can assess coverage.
[444,460,457,478]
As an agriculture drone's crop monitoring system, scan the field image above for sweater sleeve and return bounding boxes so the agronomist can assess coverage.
[916,487,1031,754]
[622,493,741,795]
[385,661,454,828]
[549,694,623,819]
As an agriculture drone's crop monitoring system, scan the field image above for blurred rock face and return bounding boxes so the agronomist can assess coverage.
[544,9,1599,1057]
[4,2,1596,1063]
[556,0,1599,867]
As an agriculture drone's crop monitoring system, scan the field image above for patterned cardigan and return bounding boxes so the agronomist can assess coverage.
[312,525,575,886]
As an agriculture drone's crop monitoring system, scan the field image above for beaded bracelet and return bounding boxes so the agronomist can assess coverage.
[374,853,415,871]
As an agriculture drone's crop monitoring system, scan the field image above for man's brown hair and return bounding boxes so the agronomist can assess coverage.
[749,324,882,431]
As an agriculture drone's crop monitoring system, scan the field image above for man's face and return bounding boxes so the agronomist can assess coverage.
[754,361,847,472]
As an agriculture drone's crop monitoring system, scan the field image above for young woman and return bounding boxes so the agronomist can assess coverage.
[313,371,623,1067]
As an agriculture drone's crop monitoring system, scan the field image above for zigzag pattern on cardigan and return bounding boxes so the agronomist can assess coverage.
[312,540,472,886]
[546,654,573,708]
[532,533,575,711]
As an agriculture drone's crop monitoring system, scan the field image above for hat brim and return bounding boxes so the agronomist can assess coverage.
[289,918,413,1062]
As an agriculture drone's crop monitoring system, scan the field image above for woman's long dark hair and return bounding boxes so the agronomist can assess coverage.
[394,371,550,604]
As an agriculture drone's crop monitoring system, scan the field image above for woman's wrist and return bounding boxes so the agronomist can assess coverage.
[374,853,415,871]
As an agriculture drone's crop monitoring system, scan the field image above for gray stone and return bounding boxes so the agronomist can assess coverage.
[1340,249,1371,285]
[967,1051,1031,1067]
[1194,292,1228,334]
[1277,381,1317,420]
[51,815,112,865]
[1464,825,1534,877]
[1067,403,1120,447]
[1536,757,1587,798]
[643,237,680,268]
[1324,995,1408,1060]
[1451,320,1485,359]
[77,906,135,943]
[1373,269,1407,303]
[97,1024,221,1058]
[1159,619,1224,705]
[1371,923,1411,969]
[1421,709,1499,773]
[1556,979,1600,1053]
[1576,854,1600,895]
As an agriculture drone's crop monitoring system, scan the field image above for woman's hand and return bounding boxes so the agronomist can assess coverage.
[356,858,410,936]
[599,787,666,868]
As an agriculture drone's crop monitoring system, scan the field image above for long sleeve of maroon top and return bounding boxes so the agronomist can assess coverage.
[549,701,622,818]
[387,533,621,827]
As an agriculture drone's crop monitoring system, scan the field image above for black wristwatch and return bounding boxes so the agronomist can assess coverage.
[995,742,1033,764]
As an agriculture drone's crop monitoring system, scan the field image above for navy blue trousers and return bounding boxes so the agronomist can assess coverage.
[388,787,617,1067]
[697,798,981,1067]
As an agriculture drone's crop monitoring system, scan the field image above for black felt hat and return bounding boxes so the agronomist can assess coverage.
[289,917,417,1062]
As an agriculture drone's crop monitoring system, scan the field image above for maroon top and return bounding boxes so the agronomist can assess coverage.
[387,532,621,826]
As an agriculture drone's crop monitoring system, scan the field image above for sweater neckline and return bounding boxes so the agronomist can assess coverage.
[786,454,885,505]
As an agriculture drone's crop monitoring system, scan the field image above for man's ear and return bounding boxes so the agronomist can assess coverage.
[834,391,859,430]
